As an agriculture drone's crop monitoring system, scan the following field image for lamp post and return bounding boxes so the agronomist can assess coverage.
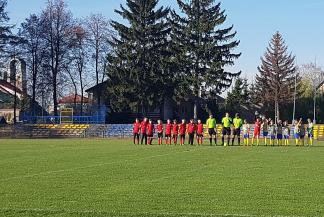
[292,69,297,123]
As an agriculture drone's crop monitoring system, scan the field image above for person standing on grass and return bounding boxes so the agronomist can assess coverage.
[307,118,314,146]
[156,120,164,145]
[252,118,262,146]
[179,119,186,146]
[172,119,179,145]
[165,119,172,145]
[221,113,232,146]
[206,115,217,146]
[262,117,269,146]
[293,119,300,146]
[232,113,243,146]
[268,120,276,146]
[283,121,290,146]
[196,119,204,145]
[133,118,141,145]
[146,119,154,145]
[277,120,283,146]
[187,119,196,146]
[242,120,250,146]
[299,119,306,146]
[140,117,148,145]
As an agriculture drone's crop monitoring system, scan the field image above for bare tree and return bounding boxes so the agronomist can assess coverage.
[19,14,45,116]
[40,0,75,116]
[298,63,324,123]
[85,13,112,105]
[68,24,89,116]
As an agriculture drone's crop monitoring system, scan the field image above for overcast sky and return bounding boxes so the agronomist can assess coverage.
[7,0,324,80]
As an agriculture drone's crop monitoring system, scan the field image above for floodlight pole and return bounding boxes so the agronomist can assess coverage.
[313,59,317,124]
[313,89,316,124]
[292,70,297,123]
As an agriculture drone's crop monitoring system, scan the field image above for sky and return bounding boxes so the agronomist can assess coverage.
[6,0,324,81]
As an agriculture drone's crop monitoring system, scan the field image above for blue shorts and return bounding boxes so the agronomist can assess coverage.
[284,135,290,139]
[294,133,299,139]
[270,135,276,140]
[263,132,268,137]
[277,134,283,140]
[308,133,313,138]
[244,134,249,139]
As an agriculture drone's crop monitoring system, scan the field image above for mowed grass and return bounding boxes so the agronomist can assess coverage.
[0,139,323,217]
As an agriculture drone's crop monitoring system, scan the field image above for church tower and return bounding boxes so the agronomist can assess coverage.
[8,58,27,95]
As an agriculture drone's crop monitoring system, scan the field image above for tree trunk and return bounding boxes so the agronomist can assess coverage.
[313,94,316,123]
[194,100,198,121]
[277,101,280,122]
[53,73,58,116]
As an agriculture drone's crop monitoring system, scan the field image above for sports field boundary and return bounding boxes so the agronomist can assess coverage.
[0,207,313,217]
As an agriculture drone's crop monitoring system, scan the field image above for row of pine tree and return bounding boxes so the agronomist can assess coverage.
[107,0,301,121]
[107,0,241,119]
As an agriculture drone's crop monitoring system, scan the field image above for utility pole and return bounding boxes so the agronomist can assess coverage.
[292,59,297,123]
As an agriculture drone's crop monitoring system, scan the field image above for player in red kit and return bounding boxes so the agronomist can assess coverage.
[172,119,179,145]
[252,118,262,146]
[156,120,164,145]
[146,119,154,145]
[165,119,172,145]
[133,118,141,145]
[187,119,196,145]
[179,119,186,145]
[196,119,204,145]
[140,117,148,145]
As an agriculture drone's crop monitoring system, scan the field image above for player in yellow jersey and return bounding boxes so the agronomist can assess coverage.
[283,120,290,146]
[232,113,243,146]
[206,115,217,146]
[307,118,314,146]
[221,113,232,146]
[242,120,250,146]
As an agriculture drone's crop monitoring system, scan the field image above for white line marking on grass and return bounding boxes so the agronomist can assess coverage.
[0,207,310,217]
[0,147,208,182]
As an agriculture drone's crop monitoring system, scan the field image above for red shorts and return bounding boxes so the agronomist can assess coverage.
[254,129,260,137]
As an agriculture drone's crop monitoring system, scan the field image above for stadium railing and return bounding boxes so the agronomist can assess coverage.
[1,124,324,140]
[0,124,90,138]
[22,115,105,124]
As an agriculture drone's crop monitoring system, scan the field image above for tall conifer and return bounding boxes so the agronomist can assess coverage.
[107,0,171,113]
[256,32,299,121]
[171,0,241,118]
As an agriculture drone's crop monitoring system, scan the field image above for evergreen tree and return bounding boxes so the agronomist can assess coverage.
[170,0,241,119]
[225,77,249,113]
[255,32,299,121]
[107,0,171,113]
[0,0,13,59]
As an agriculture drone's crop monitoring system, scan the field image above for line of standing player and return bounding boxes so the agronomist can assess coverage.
[133,118,204,145]
[243,117,314,146]
[133,115,315,146]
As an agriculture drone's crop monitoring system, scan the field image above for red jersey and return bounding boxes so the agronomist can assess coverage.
[146,123,154,135]
[172,124,179,135]
[133,122,141,134]
[197,123,204,134]
[156,124,163,133]
[165,123,172,135]
[179,123,186,135]
[141,121,148,134]
[187,123,196,134]
[254,120,262,131]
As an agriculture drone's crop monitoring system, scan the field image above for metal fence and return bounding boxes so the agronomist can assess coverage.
[21,115,106,124]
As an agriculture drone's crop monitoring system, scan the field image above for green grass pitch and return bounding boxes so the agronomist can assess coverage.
[0,139,323,217]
